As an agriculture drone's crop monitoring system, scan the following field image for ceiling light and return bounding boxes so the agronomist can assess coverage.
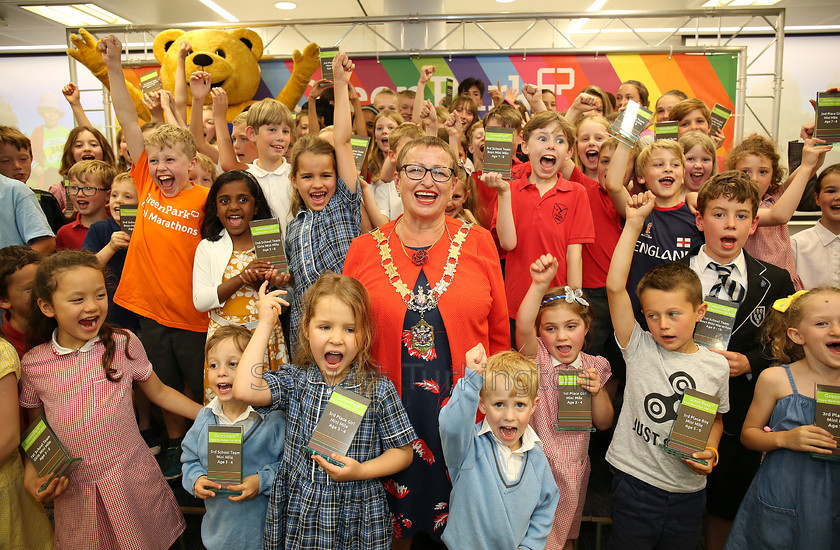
[20,4,131,26]
[197,0,238,22]
[274,2,297,9]
[495,0,515,4]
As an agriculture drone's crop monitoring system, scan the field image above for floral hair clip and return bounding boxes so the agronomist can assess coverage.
[772,289,809,313]
[541,286,590,307]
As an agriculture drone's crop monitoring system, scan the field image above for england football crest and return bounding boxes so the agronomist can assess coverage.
[750,306,766,327]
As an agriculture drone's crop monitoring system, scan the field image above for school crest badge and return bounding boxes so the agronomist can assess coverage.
[552,203,567,224]
[750,306,766,327]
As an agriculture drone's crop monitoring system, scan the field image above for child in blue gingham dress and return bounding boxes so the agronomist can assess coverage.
[236,272,417,550]
[260,364,417,549]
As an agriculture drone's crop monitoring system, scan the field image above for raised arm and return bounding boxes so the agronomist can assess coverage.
[515,254,559,356]
[521,84,547,114]
[414,65,435,124]
[212,88,247,171]
[62,83,93,127]
[439,343,486,468]
[480,172,516,250]
[307,79,331,136]
[174,41,190,123]
[607,191,655,347]
[757,138,832,226]
[443,111,464,162]
[332,52,357,192]
[142,90,165,124]
[604,140,633,218]
[564,92,600,123]
[189,71,219,162]
[348,82,367,137]
[417,100,439,136]
[233,283,288,406]
[159,90,186,127]
[565,243,583,289]
[100,34,144,162]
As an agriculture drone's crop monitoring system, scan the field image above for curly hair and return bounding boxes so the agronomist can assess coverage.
[763,288,840,364]
[726,135,785,195]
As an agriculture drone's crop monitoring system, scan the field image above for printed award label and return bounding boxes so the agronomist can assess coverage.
[444,79,454,106]
[119,204,138,236]
[709,104,733,135]
[249,218,288,273]
[658,388,720,465]
[694,296,739,351]
[303,386,371,468]
[351,136,371,172]
[609,100,653,147]
[654,121,679,141]
[554,370,594,433]
[482,127,516,179]
[20,415,82,492]
[207,425,243,495]
[319,47,339,81]
[63,179,75,217]
[814,91,840,146]
[139,68,162,94]
[813,384,840,461]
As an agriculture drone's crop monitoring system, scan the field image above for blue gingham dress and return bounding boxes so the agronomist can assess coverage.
[259,364,417,550]
[285,176,361,352]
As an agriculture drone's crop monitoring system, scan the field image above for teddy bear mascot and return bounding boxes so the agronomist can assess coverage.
[67,27,320,122]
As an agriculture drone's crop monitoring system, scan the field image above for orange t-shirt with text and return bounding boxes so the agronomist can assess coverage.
[114,151,209,332]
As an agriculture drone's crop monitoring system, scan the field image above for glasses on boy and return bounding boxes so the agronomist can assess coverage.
[67,185,106,196]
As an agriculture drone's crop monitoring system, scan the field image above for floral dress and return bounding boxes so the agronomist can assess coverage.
[203,249,290,403]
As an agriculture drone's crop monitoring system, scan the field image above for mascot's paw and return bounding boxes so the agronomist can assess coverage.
[68,28,108,81]
[278,42,320,110]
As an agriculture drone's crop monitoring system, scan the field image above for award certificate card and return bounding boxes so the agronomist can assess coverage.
[813,384,840,461]
[351,136,371,172]
[709,104,733,135]
[249,218,288,273]
[139,68,162,94]
[444,79,454,106]
[319,47,339,81]
[654,121,679,141]
[482,127,516,178]
[119,204,138,236]
[694,297,739,351]
[63,179,75,217]
[303,386,371,468]
[20,414,82,492]
[788,140,804,173]
[815,91,840,146]
[609,100,653,147]
[554,370,594,432]
[207,425,243,495]
[658,388,720,465]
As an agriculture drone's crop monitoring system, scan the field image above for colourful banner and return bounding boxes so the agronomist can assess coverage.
[260,51,737,146]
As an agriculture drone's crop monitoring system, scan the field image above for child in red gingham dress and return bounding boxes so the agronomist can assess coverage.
[18,250,202,550]
[515,254,614,550]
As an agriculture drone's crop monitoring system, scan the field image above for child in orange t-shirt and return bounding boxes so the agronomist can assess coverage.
[102,34,209,479]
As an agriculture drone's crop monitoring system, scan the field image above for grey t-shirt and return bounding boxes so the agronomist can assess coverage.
[606,323,730,493]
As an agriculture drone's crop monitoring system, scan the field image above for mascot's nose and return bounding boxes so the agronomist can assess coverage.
[192,53,213,67]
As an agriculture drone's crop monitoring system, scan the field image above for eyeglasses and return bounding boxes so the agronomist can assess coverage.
[400,164,454,183]
[67,185,106,196]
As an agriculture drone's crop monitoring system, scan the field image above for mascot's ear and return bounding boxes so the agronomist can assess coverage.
[153,29,186,64]
[229,28,263,60]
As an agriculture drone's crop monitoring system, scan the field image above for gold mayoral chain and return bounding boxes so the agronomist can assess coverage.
[372,220,472,361]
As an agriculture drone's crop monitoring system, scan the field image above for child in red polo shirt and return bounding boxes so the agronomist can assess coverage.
[483,111,595,338]
[55,160,116,250]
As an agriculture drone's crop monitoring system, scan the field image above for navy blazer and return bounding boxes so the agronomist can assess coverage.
[680,246,794,434]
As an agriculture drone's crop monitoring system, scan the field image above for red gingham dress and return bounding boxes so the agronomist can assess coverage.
[744,188,803,290]
[19,332,184,550]
[530,340,611,548]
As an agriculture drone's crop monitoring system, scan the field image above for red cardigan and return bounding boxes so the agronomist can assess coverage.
[344,216,510,395]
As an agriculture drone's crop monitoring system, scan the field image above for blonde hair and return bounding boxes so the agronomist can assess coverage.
[481,350,540,400]
[205,324,251,357]
[764,288,840,363]
[246,98,294,133]
[232,112,249,127]
[145,124,197,159]
[573,116,610,173]
[635,139,685,178]
[389,123,425,154]
[194,153,218,181]
[67,160,117,190]
[112,172,136,189]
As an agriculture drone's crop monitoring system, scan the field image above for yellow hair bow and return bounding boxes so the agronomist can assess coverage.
[772,289,809,312]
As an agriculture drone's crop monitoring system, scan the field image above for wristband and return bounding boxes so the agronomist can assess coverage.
[705,446,720,466]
